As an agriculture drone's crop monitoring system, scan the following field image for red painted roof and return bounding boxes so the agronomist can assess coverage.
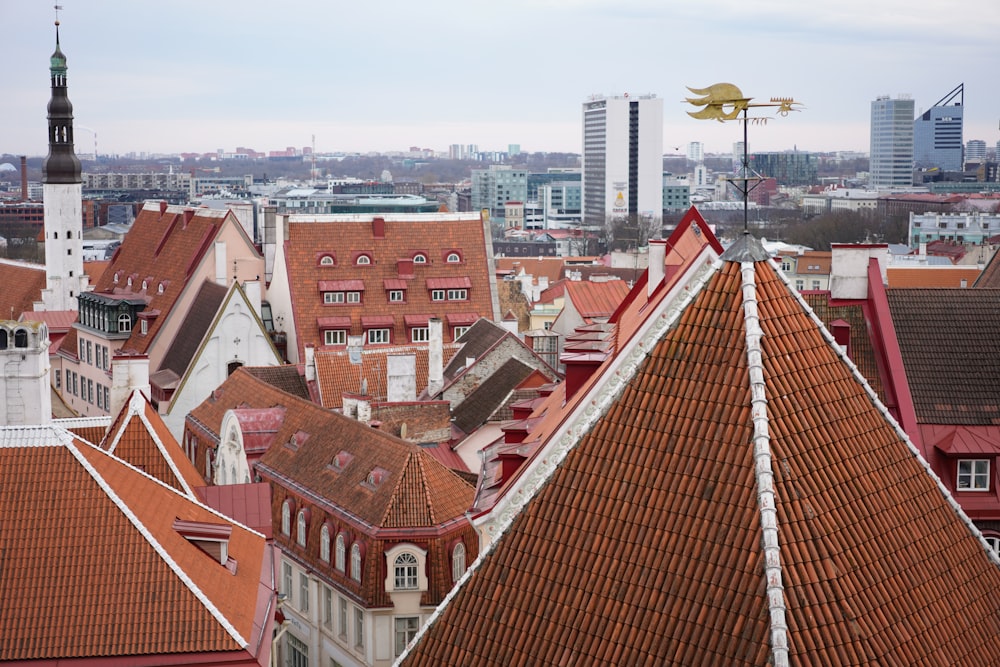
[402,217,1000,665]
[562,279,630,320]
[0,260,45,321]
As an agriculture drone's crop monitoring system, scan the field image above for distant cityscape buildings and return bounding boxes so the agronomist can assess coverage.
[966,139,987,163]
[913,84,964,172]
[869,94,916,189]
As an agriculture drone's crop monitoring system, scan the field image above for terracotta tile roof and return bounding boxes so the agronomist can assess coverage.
[19,308,77,331]
[0,425,273,662]
[314,342,461,408]
[54,415,113,444]
[888,288,1000,424]
[244,365,310,400]
[974,247,1000,287]
[452,358,536,434]
[100,390,207,495]
[0,259,45,320]
[402,232,1000,665]
[563,278,630,321]
[195,482,273,538]
[282,214,498,360]
[442,317,507,381]
[188,367,299,443]
[495,256,566,284]
[92,203,255,355]
[887,266,982,288]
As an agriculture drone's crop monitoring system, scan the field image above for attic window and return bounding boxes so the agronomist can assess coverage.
[127,276,133,287]
[319,254,335,266]
[157,282,165,294]
[363,467,389,489]
[285,430,310,451]
[113,272,119,284]
[355,254,372,266]
[141,280,148,290]
[445,251,462,263]
[412,253,428,264]
[173,518,236,572]
[329,450,354,472]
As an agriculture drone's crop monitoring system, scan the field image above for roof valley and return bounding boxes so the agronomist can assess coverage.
[738,258,789,667]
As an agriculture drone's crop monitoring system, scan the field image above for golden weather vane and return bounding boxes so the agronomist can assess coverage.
[684,82,803,232]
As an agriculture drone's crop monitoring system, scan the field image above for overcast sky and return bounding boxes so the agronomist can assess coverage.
[4,0,999,158]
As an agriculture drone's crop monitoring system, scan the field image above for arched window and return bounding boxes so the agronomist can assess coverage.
[281,499,292,536]
[446,252,461,263]
[335,534,346,572]
[393,552,418,590]
[297,510,308,547]
[452,542,466,582]
[320,525,331,563]
[118,313,132,333]
[13,329,28,348]
[350,543,362,582]
[356,254,371,265]
[320,255,335,266]
[412,253,427,264]
[985,534,1000,556]
[0,329,7,350]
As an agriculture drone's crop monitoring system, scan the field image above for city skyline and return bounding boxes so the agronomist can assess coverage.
[5,1,1000,158]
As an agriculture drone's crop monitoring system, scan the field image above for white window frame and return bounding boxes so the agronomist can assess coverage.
[388,289,404,302]
[354,606,364,650]
[412,253,427,264]
[447,288,468,301]
[320,255,335,266]
[299,571,310,612]
[367,328,390,345]
[394,616,420,657]
[281,500,292,536]
[410,327,429,343]
[355,255,371,265]
[350,543,362,582]
[957,459,990,491]
[453,326,470,339]
[430,289,445,301]
[322,585,333,630]
[324,329,347,346]
[393,552,419,590]
[282,562,293,598]
[347,291,362,303]
[297,510,308,547]
[384,543,428,592]
[335,533,346,572]
[324,291,345,304]
[446,252,461,263]
[452,542,466,582]
[320,524,331,563]
[338,595,348,638]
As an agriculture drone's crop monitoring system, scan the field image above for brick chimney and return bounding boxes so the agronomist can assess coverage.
[20,156,28,202]
[372,216,385,239]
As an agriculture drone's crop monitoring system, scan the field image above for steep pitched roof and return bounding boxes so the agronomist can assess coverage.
[100,390,206,495]
[887,288,1000,424]
[0,425,273,662]
[401,230,1000,664]
[244,365,310,400]
[562,278,630,321]
[282,213,497,360]
[92,203,255,354]
[187,367,299,443]
[442,317,507,381]
[156,279,228,379]
[451,358,536,435]
[974,245,1000,287]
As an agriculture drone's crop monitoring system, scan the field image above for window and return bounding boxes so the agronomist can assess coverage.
[412,253,427,264]
[86,340,92,364]
[281,499,293,536]
[452,542,466,582]
[288,634,308,667]
[299,572,309,612]
[780,261,791,271]
[354,606,364,650]
[985,535,1000,556]
[795,280,804,291]
[97,384,103,409]
[320,525,331,563]
[297,510,308,547]
[350,543,362,582]
[394,616,420,657]
[346,291,361,303]
[367,328,390,345]
[410,327,429,343]
[394,552,419,590]
[335,534,346,572]
[388,290,404,302]
[55,370,61,390]
[140,319,148,335]
[320,255,335,266]
[355,254,371,265]
[338,596,348,638]
[958,459,990,491]
[282,562,293,598]
[118,313,132,332]
[453,326,470,339]
[323,585,333,630]
[324,291,345,304]
[445,252,461,263]
[447,289,468,301]
[324,329,347,346]
[88,379,94,404]
[811,280,821,290]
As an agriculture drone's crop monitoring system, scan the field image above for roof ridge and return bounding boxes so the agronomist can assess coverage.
[738,260,789,666]
[381,449,434,526]
[63,434,248,648]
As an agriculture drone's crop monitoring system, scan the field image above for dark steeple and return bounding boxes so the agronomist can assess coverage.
[43,20,82,185]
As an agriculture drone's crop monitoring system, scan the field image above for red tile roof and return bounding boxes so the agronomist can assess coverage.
[562,278,630,321]
[282,213,498,360]
[0,259,45,321]
[887,266,982,288]
[0,425,274,663]
[401,223,1000,664]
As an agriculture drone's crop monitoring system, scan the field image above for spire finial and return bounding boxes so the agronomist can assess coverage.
[54,5,63,36]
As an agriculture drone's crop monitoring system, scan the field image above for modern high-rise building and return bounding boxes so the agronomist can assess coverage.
[581,94,663,231]
[966,139,987,163]
[687,141,704,163]
[749,151,818,186]
[870,95,915,189]
[470,165,527,220]
[913,84,963,172]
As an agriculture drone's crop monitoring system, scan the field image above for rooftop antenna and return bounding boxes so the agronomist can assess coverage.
[684,83,802,234]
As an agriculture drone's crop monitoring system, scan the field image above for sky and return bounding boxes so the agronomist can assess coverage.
[4,0,1000,158]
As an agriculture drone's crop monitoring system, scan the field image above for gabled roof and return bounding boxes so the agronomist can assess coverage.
[156,280,228,380]
[974,246,1000,287]
[401,218,1000,665]
[887,288,1000,424]
[100,390,206,496]
[495,256,566,284]
[451,358,536,435]
[188,367,300,443]
[442,317,508,381]
[0,425,273,663]
[244,365,310,400]
[91,202,256,355]
[561,278,630,321]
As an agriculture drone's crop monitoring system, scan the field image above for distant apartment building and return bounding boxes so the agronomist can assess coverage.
[748,151,818,186]
[581,94,663,231]
[538,181,582,229]
[470,165,527,220]
[966,139,987,164]
[83,171,192,192]
[870,95,915,189]
[269,189,440,215]
[909,211,1000,246]
[662,175,691,212]
[913,84,964,172]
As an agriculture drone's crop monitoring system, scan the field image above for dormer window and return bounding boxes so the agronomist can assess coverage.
[173,518,235,572]
[394,552,419,589]
[141,280,148,291]
[445,251,462,263]
[384,543,428,593]
[296,509,309,547]
[412,253,428,264]
[113,272,119,284]
[330,450,354,472]
[356,254,372,266]
[281,498,295,536]
[320,524,332,563]
[157,282,165,294]
[118,313,132,333]
[364,467,389,489]
[126,276,133,287]
[351,543,362,582]
[319,254,336,266]
[957,459,990,491]
[335,533,346,572]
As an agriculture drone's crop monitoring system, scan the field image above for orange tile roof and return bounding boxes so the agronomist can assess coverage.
[0,259,45,321]
[401,230,1000,664]
[0,425,274,662]
[887,266,982,288]
[314,342,461,408]
[100,390,207,495]
[562,278,630,321]
[282,214,498,360]
[495,256,566,285]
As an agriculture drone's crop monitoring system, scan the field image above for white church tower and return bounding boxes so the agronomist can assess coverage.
[39,18,87,312]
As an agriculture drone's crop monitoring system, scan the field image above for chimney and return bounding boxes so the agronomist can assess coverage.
[648,239,667,296]
[372,216,385,239]
[357,399,372,423]
[387,354,417,402]
[829,244,889,300]
[20,156,27,202]
[109,353,150,418]
[183,207,194,228]
[304,345,316,382]
[427,318,444,396]
[159,200,168,216]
